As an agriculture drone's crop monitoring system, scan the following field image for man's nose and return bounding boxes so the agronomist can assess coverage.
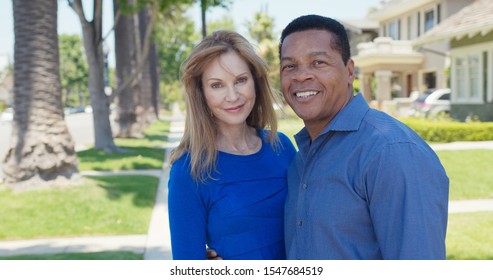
[293,64,314,82]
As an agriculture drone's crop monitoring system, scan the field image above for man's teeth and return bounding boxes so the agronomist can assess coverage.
[295,91,318,98]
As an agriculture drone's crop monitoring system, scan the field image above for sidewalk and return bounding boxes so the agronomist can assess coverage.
[1,113,493,258]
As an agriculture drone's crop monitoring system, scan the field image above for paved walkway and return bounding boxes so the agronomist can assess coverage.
[1,114,493,259]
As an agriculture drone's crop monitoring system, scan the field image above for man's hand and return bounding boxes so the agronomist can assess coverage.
[206,248,223,260]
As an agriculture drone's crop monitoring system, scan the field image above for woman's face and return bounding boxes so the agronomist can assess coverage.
[201,51,256,129]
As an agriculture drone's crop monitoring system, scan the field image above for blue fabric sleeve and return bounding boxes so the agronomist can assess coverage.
[366,142,449,259]
[168,157,208,260]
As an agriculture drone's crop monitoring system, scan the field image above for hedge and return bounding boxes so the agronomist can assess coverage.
[400,118,493,143]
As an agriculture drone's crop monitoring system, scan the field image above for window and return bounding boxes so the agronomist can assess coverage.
[388,21,399,40]
[483,51,488,101]
[425,9,435,32]
[424,72,436,89]
[469,55,480,98]
[455,58,466,98]
[437,4,441,24]
[407,16,412,40]
[454,54,483,102]
[417,12,421,36]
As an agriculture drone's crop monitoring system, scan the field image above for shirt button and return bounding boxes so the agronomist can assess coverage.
[302,184,307,189]
[298,220,303,226]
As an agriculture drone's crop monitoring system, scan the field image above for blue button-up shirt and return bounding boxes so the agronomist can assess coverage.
[285,94,449,259]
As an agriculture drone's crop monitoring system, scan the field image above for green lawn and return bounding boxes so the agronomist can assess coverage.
[0,175,158,240]
[447,212,493,260]
[436,150,493,200]
[0,251,142,260]
[77,120,170,171]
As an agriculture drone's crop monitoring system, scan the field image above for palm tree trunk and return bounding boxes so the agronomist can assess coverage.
[3,0,79,187]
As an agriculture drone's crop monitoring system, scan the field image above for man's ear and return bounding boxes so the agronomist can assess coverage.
[346,58,356,84]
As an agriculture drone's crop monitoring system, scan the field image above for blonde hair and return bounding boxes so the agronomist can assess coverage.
[169,30,280,182]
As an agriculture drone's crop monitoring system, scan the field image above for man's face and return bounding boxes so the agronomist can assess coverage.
[280,29,355,133]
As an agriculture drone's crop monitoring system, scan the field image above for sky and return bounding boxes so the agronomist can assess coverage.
[0,0,383,68]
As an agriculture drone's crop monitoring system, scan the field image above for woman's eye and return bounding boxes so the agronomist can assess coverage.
[236,77,247,84]
[211,82,222,89]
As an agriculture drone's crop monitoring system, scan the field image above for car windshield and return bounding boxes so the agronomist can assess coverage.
[415,93,430,103]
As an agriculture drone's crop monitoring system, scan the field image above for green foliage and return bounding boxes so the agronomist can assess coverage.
[153,5,199,108]
[353,77,360,94]
[117,0,194,13]
[59,34,89,107]
[447,212,493,260]
[0,251,143,260]
[0,175,158,240]
[401,117,493,142]
[246,10,281,99]
[207,14,235,34]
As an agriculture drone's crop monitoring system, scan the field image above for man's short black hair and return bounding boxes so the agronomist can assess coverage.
[279,14,351,65]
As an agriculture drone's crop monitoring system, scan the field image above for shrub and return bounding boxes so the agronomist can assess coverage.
[400,118,493,142]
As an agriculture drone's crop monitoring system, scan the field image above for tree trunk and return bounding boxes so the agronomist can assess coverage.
[148,41,160,119]
[69,0,117,151]
[200,0,207,38]
[113,0,144,138]
[3,0,79,188]
[138,8,157,125]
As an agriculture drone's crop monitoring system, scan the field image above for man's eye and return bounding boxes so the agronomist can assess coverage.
[281,64,295,71]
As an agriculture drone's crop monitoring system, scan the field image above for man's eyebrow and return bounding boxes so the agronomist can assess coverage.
[281,51,330,62]
[309,51,330,57]
[280,57,294,63]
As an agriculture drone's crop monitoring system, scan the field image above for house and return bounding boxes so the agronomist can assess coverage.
[353,0,473,106]
[338,19,379,58]
[415,0,493,121]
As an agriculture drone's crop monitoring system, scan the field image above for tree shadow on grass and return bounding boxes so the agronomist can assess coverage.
[86,175,159,208]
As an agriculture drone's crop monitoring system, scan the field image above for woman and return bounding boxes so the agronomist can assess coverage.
[168,30,296,260]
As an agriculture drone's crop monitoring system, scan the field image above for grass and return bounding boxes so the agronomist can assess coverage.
[446,212,493,260]
[77,120,170,171]
[436,150,493,200]
[0,175,158,240]
[0,251,142,260]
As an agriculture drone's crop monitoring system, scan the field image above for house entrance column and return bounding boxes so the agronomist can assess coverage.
[359,73,373,102]
[375,70,392,104]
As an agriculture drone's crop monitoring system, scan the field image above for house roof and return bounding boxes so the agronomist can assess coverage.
[339,19,379,34]
[368,0,435,21]
[415,0,493,45]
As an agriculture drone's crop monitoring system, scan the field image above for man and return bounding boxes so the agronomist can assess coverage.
[279,14,449,259]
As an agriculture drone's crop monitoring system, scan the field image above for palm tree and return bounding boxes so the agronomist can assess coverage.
[3,0,79,187]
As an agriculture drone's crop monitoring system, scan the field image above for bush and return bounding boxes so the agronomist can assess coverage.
[400,118,493,142]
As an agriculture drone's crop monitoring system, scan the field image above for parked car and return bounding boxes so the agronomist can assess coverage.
[412,88,451,117]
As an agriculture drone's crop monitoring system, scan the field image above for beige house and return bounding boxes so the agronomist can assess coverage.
[415,0,493,121]
[353,0,474,104]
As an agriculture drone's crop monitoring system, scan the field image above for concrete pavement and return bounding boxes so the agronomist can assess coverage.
[1,112,493,258]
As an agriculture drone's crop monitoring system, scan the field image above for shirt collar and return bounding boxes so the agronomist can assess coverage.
[294,93,369,142]
[324,93,369,133]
